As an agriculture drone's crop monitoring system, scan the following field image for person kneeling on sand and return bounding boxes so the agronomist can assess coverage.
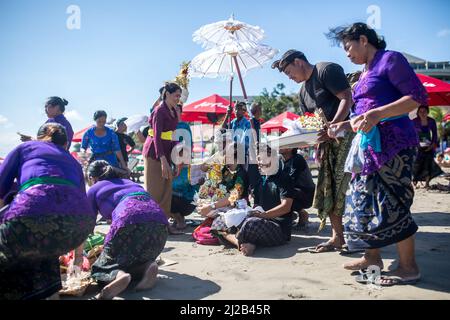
[79,160,168,299]
[216,147,295,256]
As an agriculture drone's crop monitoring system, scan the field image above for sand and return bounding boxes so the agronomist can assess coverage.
[71,173,450,300]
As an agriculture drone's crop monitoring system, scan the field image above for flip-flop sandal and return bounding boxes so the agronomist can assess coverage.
[307,242,340,253]
[374,274,421,287]
[355,273,373,284]
[354,265,382,284]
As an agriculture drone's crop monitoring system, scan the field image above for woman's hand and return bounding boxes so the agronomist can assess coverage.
[20,135,32,142]
[0,198,5,209]
[161,157,172,179]
[351,110,382,133]
[199,205,212,217]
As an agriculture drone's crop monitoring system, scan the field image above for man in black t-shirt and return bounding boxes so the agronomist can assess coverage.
[217,150,296,257]
[272,50,354,253]
[280,148,315,227]
[115,117,136,165]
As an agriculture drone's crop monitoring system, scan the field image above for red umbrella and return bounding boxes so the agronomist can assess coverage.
[261,111,300,133]
[416,74,450,106]
[72,125,94,142]
[182,94,235,124]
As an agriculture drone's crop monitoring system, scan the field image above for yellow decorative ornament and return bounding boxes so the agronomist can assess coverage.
[174,61,190,104]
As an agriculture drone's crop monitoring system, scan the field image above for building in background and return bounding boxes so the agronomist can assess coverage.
[404,52,450,82]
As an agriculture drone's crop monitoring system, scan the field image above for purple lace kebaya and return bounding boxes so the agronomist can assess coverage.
[87,179,168,244]
[352,50,428,175]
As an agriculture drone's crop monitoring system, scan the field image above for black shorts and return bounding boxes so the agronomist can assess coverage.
[171,195,196,216]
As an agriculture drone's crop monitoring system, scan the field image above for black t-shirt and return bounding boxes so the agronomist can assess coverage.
[282,153,315,211]
[253,164,295,240]
[283,154,315,192]
[299,62,350,121]
[116,132,136,162]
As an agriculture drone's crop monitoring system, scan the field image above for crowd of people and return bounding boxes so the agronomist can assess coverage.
[1,22,449,299]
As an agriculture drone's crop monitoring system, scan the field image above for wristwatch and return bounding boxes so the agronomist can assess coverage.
[210,203,216,210]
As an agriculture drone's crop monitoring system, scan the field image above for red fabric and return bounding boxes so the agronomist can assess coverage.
[192,218,219,245]
[182,94,235,123]
[260,111,300,133]
[416,74,450,106]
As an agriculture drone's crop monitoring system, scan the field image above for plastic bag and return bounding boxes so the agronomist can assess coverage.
[344,133,365,173]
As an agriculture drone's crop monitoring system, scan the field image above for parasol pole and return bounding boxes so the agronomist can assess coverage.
[229,73,234,129]
[232,55,258,163]
[232,55,248,100]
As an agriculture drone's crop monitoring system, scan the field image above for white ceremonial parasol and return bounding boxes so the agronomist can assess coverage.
[193,14,265,49]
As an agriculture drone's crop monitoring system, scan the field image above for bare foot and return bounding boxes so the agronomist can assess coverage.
[135,262,158,291]
[240,243,256,256]
[97,271,131,300]
[343,256,384,271]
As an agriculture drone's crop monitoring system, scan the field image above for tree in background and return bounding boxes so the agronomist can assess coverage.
[430,107,445,138]
[253,83,300,120]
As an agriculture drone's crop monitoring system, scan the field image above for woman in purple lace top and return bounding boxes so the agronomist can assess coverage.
[83,160,168,300]
[18,97,74,150]
[327,23,427,286]
[0,123,96,300]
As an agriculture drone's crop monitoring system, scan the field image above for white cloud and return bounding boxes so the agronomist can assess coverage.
[437,29,450,38]
[0,115,8,125]
[0,132,21,157]
[65,109,83,122]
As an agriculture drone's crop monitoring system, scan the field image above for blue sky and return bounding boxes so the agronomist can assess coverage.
[0,0,449,156]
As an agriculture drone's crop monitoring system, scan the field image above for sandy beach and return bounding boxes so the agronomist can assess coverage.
[69,172,450,300]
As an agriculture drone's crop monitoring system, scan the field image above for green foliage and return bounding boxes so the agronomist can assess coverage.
[253,83,300,120]
[430,107,446,139]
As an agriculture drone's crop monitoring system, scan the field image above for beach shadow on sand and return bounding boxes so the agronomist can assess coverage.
[413,211,450,227]
[76,271,221,300]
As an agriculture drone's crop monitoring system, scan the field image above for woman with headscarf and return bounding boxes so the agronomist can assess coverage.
[327,23,428,286]
[83,160,168,299]
[0,123,96,300]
